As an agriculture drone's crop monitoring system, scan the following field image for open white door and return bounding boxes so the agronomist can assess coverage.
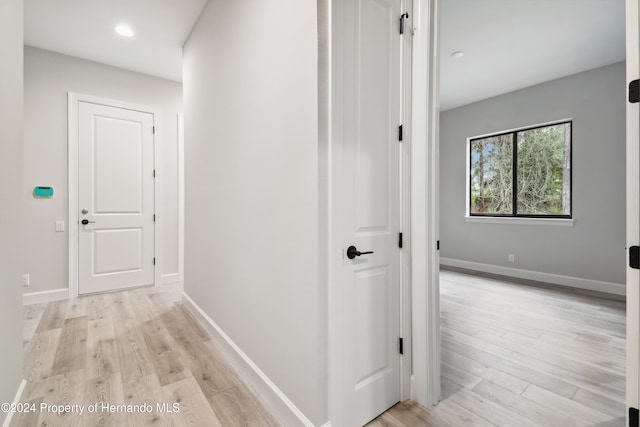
[77,101,156,295]
[332,0,406,425]
[627,0,640,423]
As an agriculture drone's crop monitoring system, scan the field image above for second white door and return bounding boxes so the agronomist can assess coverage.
[78,101,155,295]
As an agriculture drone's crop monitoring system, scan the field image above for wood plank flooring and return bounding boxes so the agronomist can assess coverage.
[13,284,280,427]
[367,268,626,427]
[15,269,626,426]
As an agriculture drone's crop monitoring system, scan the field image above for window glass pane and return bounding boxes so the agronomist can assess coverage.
[516,123,571,215]
[470,134,513,214]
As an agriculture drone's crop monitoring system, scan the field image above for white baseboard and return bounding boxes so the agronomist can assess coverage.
[440,258,625,296]
[161,273,181,285]
[182,293,318,427]
[23,288,68,305]
[2,379,26,427]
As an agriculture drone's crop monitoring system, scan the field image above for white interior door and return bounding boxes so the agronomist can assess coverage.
[78,101,155,295]
[334,0,403,425]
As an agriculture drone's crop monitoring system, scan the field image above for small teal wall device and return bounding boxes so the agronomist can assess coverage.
[33,186,54,198]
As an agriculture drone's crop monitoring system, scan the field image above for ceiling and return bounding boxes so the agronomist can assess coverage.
[439,0,626,111]
[24,0,208,82]
[25,0,625,106]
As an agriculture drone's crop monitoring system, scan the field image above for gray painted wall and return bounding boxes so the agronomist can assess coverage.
[183,0,326,424]
[439,62,626,285]
[0,0,25,416]
[23,47,183,294]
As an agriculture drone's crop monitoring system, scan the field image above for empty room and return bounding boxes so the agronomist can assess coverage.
[431,0,630,426]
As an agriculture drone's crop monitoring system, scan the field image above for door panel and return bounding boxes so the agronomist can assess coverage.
[338,0,403,424]
[78,101,155,295]
[356,0,395,233]
[94,117,144,213]
[93,229,143,274]
[355,267,391,386]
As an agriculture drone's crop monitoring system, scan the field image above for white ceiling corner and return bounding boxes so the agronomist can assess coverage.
[439,0,625,111]
[24,0,208,82]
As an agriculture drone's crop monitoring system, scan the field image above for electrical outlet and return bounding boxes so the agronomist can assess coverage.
[508,254,515,263]
[22,274,30,286]
[55,220,65,232]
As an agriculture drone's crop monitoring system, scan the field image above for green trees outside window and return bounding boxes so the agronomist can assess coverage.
[469,121,571,217]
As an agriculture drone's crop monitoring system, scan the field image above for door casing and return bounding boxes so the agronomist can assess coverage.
[409,0,441,407]
[68,92,163,298]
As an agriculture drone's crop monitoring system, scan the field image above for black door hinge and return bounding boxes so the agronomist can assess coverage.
[630,80,639,104]
[152,126,156,134]
[631,246,640,269]
[437,240,440,250]
[399,338,404,355]
[399,232,403,249]
[153,257,156,265]
[153,170,156,177]
[153,214,156,222]
[630,407,639,427]
[399,13,409,34]
[398,125,403,142]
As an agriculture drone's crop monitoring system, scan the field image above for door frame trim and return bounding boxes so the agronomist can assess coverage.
[400,0,414,401]
[177,114,185,284]
[410,0,441,407]
[67,92,163,297]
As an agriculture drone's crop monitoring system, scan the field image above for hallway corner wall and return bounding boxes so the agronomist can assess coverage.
[0,0,27,418]
[182,0,326,424]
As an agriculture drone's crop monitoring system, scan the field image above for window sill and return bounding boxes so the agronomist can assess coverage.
[465,216,575,227]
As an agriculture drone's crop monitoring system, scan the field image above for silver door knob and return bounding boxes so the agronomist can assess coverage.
[81,209,88,214]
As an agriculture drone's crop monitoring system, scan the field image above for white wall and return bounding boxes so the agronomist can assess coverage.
[440,62,626,287]
[23,47,183,295]
[0,0,26,417]
[183,0,325,425]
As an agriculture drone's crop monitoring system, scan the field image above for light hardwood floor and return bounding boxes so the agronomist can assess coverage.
[368,268,626,427]
[15,269,626,426]
[14,283,280,427]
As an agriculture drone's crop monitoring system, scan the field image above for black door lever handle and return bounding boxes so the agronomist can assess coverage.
[81,219,95,225]
[347,245,374,260]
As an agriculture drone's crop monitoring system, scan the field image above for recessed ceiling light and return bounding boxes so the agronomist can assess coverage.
[115,25,134,37]
[451,50,464,59]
